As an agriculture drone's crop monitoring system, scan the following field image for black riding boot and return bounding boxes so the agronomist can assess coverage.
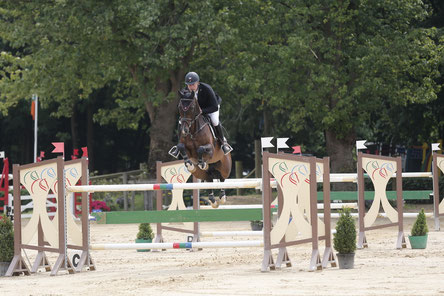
[214,124,233,155]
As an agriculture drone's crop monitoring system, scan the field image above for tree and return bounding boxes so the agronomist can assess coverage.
[282,0,442,172]
[218,1,443,173]
[0,0,234,173]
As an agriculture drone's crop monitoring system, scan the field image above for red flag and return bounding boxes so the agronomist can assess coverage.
[31,100,35,120]
[292,146,301,154]
[81,147,88,158]
[52,142,65,158]
[36,151,45,162]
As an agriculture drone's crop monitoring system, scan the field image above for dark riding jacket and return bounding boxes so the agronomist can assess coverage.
[196,82,221,115]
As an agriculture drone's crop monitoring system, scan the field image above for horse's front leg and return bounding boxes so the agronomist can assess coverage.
[197,144,213,171]
[177,143,196,173]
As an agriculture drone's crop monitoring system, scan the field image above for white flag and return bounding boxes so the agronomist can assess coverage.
[261,137,274,149]
[0,151,4,159]
[277,138,289,149]
[356,140,367,151]
[432,143,441,151]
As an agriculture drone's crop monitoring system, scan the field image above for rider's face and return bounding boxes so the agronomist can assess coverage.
[187,82,199,92]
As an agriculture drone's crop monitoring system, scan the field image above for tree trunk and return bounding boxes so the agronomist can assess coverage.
[263,104,272,136]
[145,98,179,174]
[143,70,185,176]
[87,100,95,170]
[325,129,355,190]
[70,102,79,156]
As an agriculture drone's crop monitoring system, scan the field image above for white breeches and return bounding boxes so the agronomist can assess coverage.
[207,107,220,126]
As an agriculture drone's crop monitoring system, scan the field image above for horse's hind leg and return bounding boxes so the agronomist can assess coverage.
[219,189,226,205]
[208,190,219,208]
[210,169,226,205]
[177,143,195,172]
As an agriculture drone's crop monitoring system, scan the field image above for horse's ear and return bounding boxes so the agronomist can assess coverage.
[178,89,183,96]
[191,91,195,98]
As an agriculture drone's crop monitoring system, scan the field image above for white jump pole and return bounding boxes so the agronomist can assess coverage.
[323,212,433,219]
[197,203,357,210]
[67,180,262,193]
[91,240,264,250]
[197,205,277,210]
[200,231,263,237]
[68,172,433,194]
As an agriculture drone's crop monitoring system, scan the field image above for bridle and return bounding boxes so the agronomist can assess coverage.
[178,97,206,138]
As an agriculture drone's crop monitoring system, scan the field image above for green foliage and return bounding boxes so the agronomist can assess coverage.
[333,207,357,254]
[411,208,429,236]
[0,214,14,262]
[0,1,443,174]
[0,0,239,168]
[217,0,443,172]
[136,223,154,240]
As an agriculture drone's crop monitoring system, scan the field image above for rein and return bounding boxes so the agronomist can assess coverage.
[179,99,208,138]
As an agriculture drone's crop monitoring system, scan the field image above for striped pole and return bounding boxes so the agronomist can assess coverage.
[91,240,264,250]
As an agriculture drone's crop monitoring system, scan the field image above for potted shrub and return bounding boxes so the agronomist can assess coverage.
[135,223,154,252]
[408,208,428,249]
[250,220,263,231]
[0,214,14,276]
[333,207,357,269]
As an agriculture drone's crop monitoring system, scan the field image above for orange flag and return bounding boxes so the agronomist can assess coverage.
[31,100,35,120]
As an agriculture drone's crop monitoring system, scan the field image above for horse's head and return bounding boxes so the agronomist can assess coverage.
[178,89,201,136]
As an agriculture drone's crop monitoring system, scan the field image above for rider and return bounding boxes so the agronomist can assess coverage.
[184,71,233,155]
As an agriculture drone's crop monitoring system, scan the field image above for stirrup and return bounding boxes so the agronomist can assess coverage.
[168,146,180,159]
[222,143,233,155]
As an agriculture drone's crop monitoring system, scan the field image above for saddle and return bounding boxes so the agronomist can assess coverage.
[202,115,217,140]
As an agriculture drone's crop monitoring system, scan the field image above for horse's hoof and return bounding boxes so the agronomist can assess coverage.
[198,162,208,171]
[210,200,219,208]
[208,193,218,208]
[219,195,226,205]
[185,162,196,173]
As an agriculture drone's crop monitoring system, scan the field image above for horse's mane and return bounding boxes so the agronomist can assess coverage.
[179,89,194,100]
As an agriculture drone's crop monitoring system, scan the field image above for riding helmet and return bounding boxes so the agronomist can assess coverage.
[185,72,199,85]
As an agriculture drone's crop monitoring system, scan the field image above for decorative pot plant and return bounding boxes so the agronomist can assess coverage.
[250,220,263,231]
[0,214,14,276]
[408,208,428,249]
[333,207,357,269]
[135,223,154,252]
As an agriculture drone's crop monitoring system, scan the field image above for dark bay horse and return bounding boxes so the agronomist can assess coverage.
[171,89,232,208]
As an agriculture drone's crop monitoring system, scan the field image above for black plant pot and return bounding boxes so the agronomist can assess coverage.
[0,262,11,276]
[250,221,263,231]
[336,253,355,269]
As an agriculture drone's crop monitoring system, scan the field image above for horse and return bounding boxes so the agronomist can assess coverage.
[170,89,232,208]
